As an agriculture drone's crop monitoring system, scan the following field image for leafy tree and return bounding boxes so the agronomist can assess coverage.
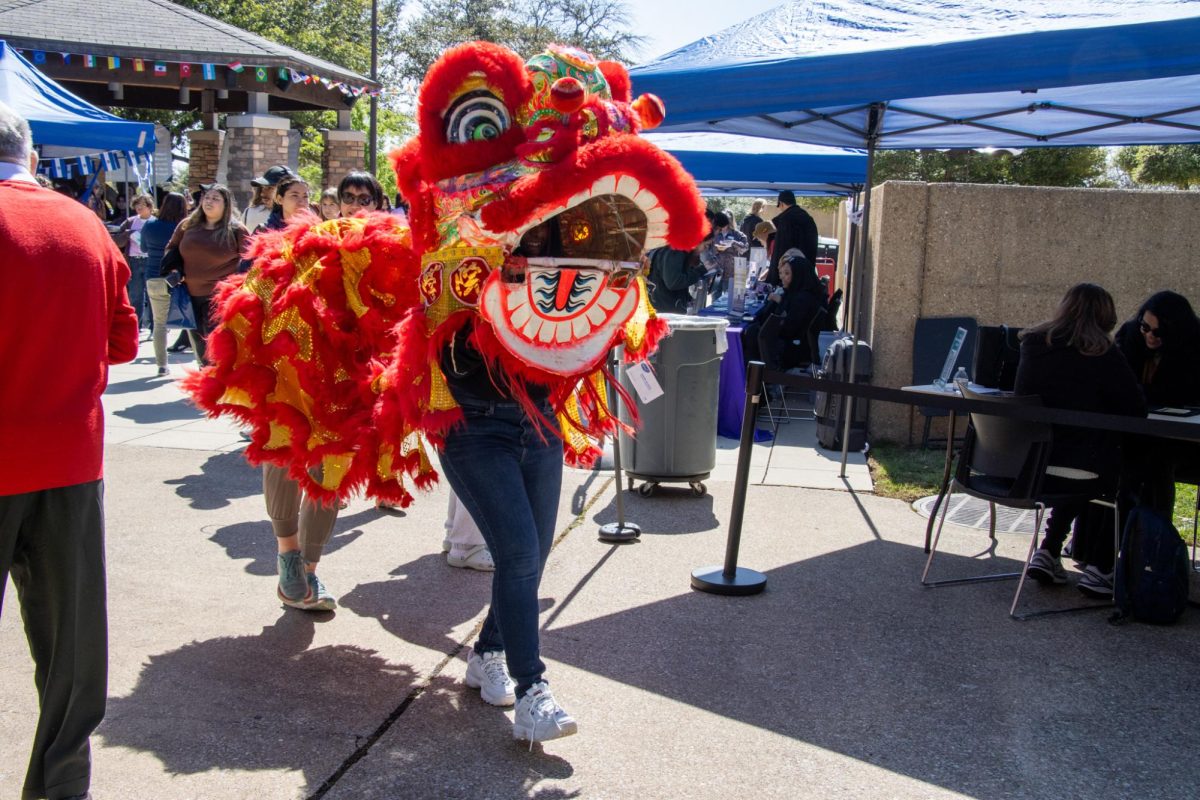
[1114,145,1200,189]
[873,146,1108,188]
[391,0,645,84]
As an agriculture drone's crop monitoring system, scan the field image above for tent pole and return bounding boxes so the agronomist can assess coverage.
[839,104,884,478]
[840,191,861,331]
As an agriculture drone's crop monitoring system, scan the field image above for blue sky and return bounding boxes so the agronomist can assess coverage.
[631,0,783,61]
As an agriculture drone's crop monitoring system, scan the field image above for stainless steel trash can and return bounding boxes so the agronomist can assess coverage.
[618,314,729,496]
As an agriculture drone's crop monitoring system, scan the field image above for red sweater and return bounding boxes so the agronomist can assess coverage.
[0,180,139,495]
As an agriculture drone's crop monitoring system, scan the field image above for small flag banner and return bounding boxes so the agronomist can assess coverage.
[36,150,149,181]
[18,48,378,98]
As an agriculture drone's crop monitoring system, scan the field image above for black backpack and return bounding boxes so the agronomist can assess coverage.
[1112,507,1191,624]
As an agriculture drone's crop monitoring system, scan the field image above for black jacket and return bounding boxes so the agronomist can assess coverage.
[647,247,705,314]
[1014,334,1146,474]
[1114,319,1200,406]
[752,284,826,343]
[766,204,818,284]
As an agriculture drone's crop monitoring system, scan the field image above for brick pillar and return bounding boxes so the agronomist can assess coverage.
[186,129,224,193]
[224,113,293,212]
[321,128,366,190]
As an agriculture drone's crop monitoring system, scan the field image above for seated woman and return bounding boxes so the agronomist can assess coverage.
[1113,290,1200,516]
[1015,283,1146,596]
[741,249,827,392]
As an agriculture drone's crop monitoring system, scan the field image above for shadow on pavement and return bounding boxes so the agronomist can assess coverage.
[98,613,414,792]
[113,401,200,424]
[164,450,260,509]
[207,508,375,576]
[590,488,719,535]
[545,538,1200,800]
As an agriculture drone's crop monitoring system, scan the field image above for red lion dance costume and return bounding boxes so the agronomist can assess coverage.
[184,42,707,506]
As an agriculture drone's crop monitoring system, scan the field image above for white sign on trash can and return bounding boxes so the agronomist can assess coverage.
[627,361,664,404]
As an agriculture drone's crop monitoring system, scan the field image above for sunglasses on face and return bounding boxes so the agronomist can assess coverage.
[341,193,375,206]
[1139,319,1163,337]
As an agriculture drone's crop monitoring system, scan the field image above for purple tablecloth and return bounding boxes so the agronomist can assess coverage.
[718,326,773,442]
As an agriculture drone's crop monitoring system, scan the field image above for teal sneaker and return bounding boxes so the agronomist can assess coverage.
[277,550,310,604]
[302,573,337,611]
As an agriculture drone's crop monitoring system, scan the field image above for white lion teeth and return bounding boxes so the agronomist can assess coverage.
[645,205,668,225]
[572,316,591,339]
[644,235,667,251]
[615,175,641,198]
[586,306,607,326]
[646,221,668,239]
[506,291,525,311]
[522,316,542,340]
[555,321,573,343]
[597,289,620,310]
[631,188,659,211]
[511,303,532,328]
[538,321,557,343]
[590,175,618,196]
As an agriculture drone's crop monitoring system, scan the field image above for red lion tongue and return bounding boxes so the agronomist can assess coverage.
[554,268,579,311]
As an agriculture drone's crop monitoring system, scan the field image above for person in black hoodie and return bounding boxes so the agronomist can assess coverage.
[1015,283,1146,596]
[742,248,827,396]
[1113,290,1200,520]
[764,190,818,286]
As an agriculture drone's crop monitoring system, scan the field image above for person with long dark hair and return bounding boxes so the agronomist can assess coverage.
[141,192,188,376]
[1015,283,1145,596]
[165,184,248,364]
[1113,290,1200,521]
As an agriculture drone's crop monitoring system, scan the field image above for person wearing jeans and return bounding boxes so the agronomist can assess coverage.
[139,192,187,376]
[438,321,577,745]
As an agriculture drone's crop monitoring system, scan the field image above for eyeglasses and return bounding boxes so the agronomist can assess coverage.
[1138,319,1162,337]
[341,193,375,207]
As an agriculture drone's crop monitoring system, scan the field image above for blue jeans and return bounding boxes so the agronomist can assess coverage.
[127,256,148,328]
[438,395,562,698]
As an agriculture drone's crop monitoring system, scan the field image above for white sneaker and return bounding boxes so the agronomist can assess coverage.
[465,650,515,706]
[513,682,577,745]
[447,544,495,572]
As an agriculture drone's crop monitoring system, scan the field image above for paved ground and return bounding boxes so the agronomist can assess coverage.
[2,341,1198,799]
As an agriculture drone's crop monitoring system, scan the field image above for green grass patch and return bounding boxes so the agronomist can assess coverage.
[867,443,946,504]
[1174,482,1197,545]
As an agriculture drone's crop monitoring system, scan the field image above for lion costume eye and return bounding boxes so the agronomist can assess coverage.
[445,90,510,144]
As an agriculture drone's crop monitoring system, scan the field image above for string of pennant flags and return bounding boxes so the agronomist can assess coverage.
[20,48,383,98]
[36,149,151,181]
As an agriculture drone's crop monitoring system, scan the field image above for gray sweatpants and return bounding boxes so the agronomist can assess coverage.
[262,464,339,564]
[0,480,107,800]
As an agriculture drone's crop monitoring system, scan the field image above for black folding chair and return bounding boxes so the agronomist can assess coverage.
[921,383,1119,620]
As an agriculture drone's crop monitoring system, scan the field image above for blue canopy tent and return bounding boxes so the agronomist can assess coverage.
[0,39,154,178]
[630,0,1200,470]
[643,131,866,196]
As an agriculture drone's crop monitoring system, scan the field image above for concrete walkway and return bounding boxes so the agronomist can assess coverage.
[2,341,1197,799]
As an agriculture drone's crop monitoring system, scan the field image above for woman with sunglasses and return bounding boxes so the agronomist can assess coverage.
[1112,291,1200,522]
[337,171,384,216]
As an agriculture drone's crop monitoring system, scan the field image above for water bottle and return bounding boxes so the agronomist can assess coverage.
[953,366,969,391]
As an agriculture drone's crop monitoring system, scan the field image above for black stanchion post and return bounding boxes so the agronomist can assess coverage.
[599,346,641,543]
[691,361,767,595]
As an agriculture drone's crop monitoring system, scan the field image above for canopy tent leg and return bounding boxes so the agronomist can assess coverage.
[839,103,885,478]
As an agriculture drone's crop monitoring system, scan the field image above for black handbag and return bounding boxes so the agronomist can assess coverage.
[973,324,1022,390]
[159,245,184,276]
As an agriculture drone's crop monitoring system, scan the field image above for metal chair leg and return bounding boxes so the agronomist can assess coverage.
[921,483,955,584]
[1012,497,1119,621]
[1009,505,1044,618]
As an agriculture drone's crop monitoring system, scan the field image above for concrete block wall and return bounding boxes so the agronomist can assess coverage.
[185,129,224,194]
[864,181,1200,445]
[321,129,366,192]
[224,114,292,213]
